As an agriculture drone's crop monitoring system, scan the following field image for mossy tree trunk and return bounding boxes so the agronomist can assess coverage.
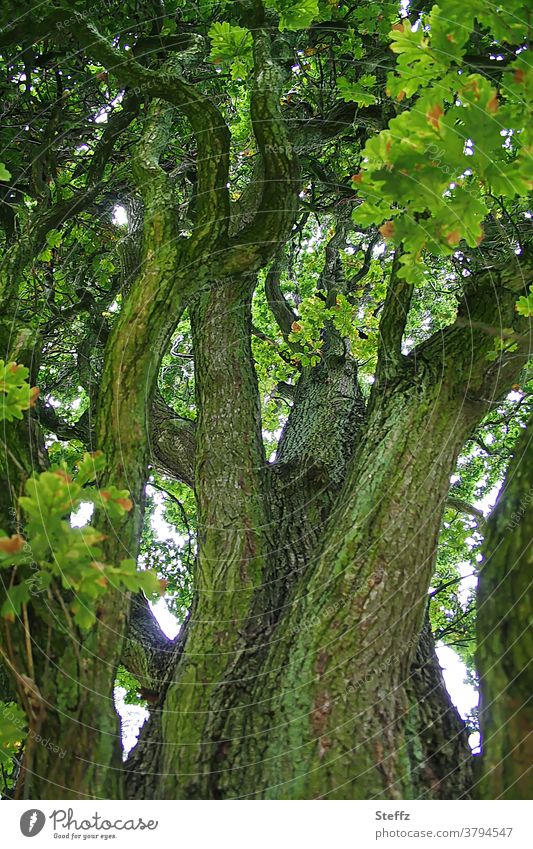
[127,264,530,800]
[476,413,533,799]
[3,11,299,800]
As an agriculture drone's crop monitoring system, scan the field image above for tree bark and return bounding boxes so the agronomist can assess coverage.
[126,260,531,800]
[476,413,533,799]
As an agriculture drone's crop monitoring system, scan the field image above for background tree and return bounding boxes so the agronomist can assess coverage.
[0,0,531,799]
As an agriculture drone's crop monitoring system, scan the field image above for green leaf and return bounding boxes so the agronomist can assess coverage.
[266,0,319,31]
[337,76,377,106]
[209,22,252,79]
[71,603,96,630]
[0,360,36,422]
[516,286,533,317]
[0,162,11,181]
[45,228,63,248]
[1,581,31,620]
[0,702,27,766]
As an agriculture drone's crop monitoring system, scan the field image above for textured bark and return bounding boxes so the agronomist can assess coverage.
[126,262,529,800]
[156,276,270,798]
[150,396,196,489]
[3,7,531,803]
[476,413,533,799]
[406,614,473,799]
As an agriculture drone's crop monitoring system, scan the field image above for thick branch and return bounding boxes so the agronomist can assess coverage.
[3,10,231,243]
[121,594,175,701]
[151,397,196,488]
[294,101,385,149]
[410,259,533,419]
[373,251,413,384]
[221,22,299,274]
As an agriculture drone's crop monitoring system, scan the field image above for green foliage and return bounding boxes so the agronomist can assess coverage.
[0,454,160,630]
[115,666,147,707]
[209,22,252,79]
[431,510,479,674]
[516,286,533,318]
[141,478,195,622]
[0,361,38,422]
[352,4,533,282]
[266,0,319,31]
[337,74,377,107]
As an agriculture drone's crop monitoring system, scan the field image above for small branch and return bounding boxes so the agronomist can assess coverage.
[446,496,487,528]
[85,93,141,187]
[37,402,89,443]
[346,233,379,290]
[264,262,297,339]
[429,571,477,599]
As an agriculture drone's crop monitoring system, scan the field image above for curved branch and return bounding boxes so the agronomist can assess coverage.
[346,233,380,291]
[3,10,231,244]
[70,15,231,241]
[410,259,533,417]
[265,261,297,340]
[151,397,196,488]
[121,594,175,702]
[446,496,486,529]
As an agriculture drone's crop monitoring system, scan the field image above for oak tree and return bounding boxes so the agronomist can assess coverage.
[0,0,531,799]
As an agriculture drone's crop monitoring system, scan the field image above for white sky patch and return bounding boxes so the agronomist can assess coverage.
[70,501,94,528]
[150,597,180,639]
[113,204,128,226]
[148,486,186,546]
[436,643,479,751]
[114,687,149,759]
[457,560,477,606]
[477,480,502,516]
[116,487,185,751]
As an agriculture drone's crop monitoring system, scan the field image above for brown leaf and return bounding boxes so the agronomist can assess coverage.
[487,93,499,114]
[0,534,25,554]
[426,104,443,130]
[379,221,395,239]
[116,497,133,511]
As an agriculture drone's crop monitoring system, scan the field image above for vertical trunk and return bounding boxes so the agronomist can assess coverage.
[476,413,533,799]
[204,364,476,799]
[131,269,528,800]
[158,277,269,798]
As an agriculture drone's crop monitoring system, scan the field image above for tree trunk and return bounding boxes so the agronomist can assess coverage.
[476,413,533,799]
[127,267,531,800]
